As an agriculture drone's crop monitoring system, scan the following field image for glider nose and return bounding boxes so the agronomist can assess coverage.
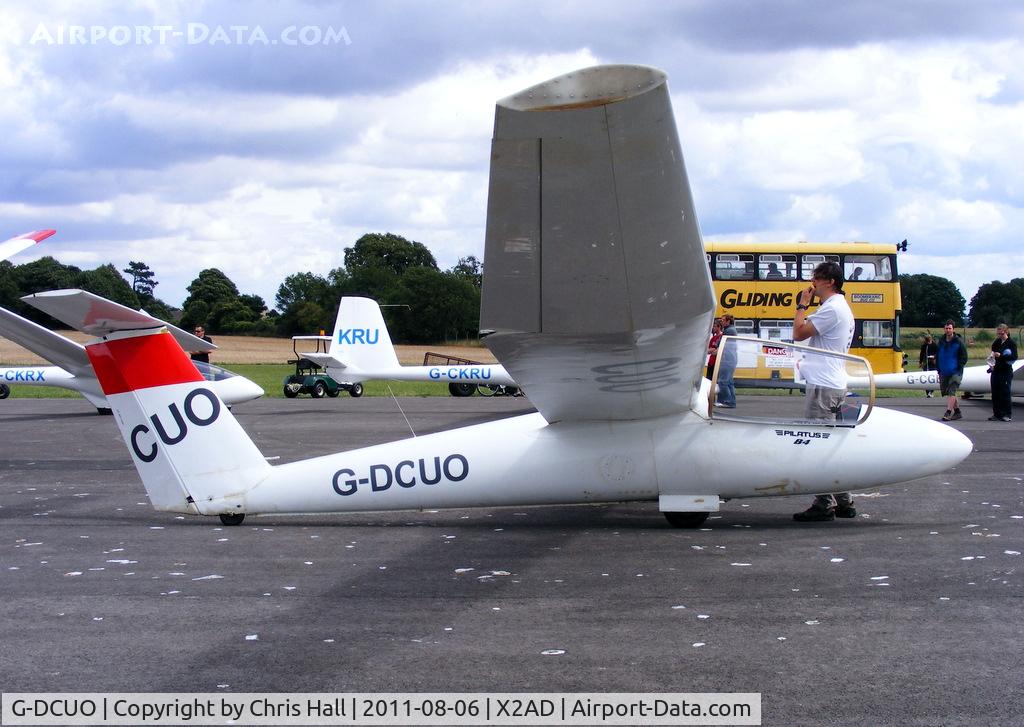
[217,376,265,405]
[911,414,973,473]
[239,378,265,402]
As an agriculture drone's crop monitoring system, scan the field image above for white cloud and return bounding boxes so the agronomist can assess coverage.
[2,2,1024,311]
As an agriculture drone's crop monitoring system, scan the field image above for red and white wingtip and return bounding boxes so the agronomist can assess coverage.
[0,229,56,262]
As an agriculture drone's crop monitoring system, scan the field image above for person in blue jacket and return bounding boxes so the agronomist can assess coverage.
[936,320,968,421]
[988,323,1017,422]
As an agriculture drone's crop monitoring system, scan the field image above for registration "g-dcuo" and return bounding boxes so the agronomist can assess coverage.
[332,454,469,496]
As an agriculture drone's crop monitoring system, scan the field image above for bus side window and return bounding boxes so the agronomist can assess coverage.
[759,254,797,280]
[844,255,892,282]
[732,319,756,336]
[715,254,754,280]
[801,254,840,280]
[861,320,894,347]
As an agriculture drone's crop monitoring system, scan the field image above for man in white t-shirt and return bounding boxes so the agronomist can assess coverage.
[791,261,856,523]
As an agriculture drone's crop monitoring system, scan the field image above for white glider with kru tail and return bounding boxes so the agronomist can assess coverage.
[302,296,517,393]
[25,65,972,527]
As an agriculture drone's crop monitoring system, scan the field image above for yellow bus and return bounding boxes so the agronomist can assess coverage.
[705,241,904,386]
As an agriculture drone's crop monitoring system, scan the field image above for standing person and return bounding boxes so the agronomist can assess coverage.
[791,262,856,522]
[715,314,738,408]
[988,323,1017,422]
[190,325,214,364]
[706,318,723,381]
[919,334,938,397]
[936,320,968,421]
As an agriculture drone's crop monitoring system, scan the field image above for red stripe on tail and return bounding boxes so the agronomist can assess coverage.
[87,330,203,395]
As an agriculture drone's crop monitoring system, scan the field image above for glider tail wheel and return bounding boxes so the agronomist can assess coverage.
[219,513,245,526]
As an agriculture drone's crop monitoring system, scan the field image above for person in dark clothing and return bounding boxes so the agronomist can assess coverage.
[988,323,1017,422]
[190,325,214,364]
[919,334,938,397]
[936,321,968,421]
[706,318,723,381]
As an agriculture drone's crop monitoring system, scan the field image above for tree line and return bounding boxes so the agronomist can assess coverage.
[899,273,1024,329]
[0,232,482,343]
[3,234,1022,342]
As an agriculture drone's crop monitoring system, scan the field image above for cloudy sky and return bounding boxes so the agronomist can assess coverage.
[1,1,1022,309]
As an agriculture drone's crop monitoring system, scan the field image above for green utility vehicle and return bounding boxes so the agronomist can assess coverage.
[282,336,364,399]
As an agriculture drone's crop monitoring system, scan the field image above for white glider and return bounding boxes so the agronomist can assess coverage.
[23,65,971,527]
[857,362,1024,398]
[303,296,516,393]
[1,291,264,412]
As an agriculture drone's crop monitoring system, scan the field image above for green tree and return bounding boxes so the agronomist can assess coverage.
[238,293,267,320]
[13,256,81,326]
[77,264,140,309]
[450,255,483,288]
[343,233,438,276]
[209,299,258,334]
[122,261,158,301]
[899,274,965,327]
[180,269,241,332]
[274,272,333,336]
[390,267,480,343]
[0,261,19,312]
[275,272,331,313]
[968,279,1024,327]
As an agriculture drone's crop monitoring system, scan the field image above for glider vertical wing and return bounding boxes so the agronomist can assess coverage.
[22,290,215,353]
[480,65,714,422]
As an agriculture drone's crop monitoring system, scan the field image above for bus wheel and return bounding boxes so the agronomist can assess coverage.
[663,511,710,528]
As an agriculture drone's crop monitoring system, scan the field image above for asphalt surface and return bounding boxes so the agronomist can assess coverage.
[1,394,1021,726]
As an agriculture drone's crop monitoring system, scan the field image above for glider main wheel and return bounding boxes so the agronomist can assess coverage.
[448,382,477,397]
[663,511,710,528]
[219,513,245,526]
[0,384,9,399]
[311,380,327,398]
[348,383,364,398]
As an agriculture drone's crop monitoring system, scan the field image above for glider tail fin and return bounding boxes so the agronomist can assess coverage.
[86,327,271,516]
[328,296,401,372]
